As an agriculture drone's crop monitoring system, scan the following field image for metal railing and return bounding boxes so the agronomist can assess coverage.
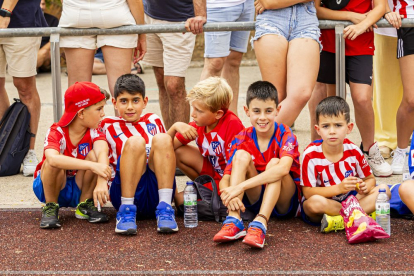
[2,19,414,121]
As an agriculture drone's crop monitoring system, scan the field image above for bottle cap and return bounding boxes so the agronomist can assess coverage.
[186,181,194,185]
[379,188,386,193]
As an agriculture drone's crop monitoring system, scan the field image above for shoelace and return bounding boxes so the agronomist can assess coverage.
[391,149,406,166]
[24,151,37,162]
[158,209,174,221]
[332,219,344,231]
[84,200,98,212]
[44,205,57,217]
[368,148,386,165]
[248,227,263,237]
[221,223,236,231]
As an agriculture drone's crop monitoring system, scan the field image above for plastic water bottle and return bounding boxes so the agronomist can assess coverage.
[184,181,198,228]
[402,151,410,181]
[376,188,391,236]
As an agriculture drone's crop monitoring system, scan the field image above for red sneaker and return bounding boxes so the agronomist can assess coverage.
[242,221,266,248]
[213,216,246,243]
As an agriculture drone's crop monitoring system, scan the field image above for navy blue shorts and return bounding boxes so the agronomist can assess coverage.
[33,174,81,208]
[242,185,300,219]
[109,156,176,219]
[301,190,358,226]
[389,183,412,216]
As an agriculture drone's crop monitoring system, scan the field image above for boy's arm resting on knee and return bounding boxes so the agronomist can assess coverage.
[219,175,231,191]
[92,140,111,207]
[167,122,197,147]
[302,185,342,199]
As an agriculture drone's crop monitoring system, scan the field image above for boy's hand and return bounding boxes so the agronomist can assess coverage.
[338,176,360,194]
[343,24,368,40]
[385,11,403,29]
[176,122,198,140]
[227,198,246,212]
[93,180,109,208]
[220,185,244,206]
[90,163,112,180]
[357,181,369,195]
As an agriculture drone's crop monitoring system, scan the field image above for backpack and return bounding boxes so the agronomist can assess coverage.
[194,175,256,222]
[0,99,32,176]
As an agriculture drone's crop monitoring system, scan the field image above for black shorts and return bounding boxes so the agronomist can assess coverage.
[317,51,373,86]
[397,27,414,59]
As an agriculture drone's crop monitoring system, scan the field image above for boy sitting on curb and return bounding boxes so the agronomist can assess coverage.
[213,81,301,249]
[33,82,111,229]
[301,96,390,232]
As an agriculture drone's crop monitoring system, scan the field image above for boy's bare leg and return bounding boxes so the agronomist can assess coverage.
[175,144,204,181]
[357,184,391,214]
[40,160,66,203]
[228,150,260,219]
[76,150,98,202]
[399,180,414,213]
[148,133,175,190]
[120,136,147,197]
[302,196,342,223]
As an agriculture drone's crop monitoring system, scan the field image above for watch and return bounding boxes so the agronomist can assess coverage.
[0,9,11,17]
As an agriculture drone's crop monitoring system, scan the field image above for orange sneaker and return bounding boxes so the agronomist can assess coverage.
[242,221,266,249]
[213,216,246,243]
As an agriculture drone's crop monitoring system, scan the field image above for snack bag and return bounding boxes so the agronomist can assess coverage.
[340,195,390,244]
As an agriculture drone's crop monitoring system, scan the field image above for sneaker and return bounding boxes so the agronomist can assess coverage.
[40,202,61,229]
[22,149,38,177]
[391,148,407,175]
[115,204,137,235]
[363,142,393,177]
[156,201,178,233]
[242,221,266,248]
[75,198,109,223]
[320,214,344,233]
[379,146,392,159]
[213,216,246,243]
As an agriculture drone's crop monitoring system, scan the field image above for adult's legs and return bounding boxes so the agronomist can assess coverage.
[308,82,327,141]
[0,77,9,118]
[221,50,244,115]
[64,48,95,86]
[163,75,190,129]
[13,76,40,150]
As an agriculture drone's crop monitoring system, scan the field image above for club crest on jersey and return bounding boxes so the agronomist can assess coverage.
[344,170,353,178]
[147,123,157,136]
[78,143,90,157]
[211,141,222,155]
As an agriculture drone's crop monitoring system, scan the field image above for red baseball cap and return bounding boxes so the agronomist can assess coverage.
[58,82,106,127]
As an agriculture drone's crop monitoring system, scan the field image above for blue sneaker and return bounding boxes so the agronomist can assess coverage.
[155,202,178,233]
[115,204,137,235]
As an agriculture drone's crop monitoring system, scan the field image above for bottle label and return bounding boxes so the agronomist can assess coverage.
[376,202,390,215]
[184,194,197,206]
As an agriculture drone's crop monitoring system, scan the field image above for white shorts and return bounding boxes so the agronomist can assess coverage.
[0,37,41,78]
[59,1,137,49]
[143,14,196,77]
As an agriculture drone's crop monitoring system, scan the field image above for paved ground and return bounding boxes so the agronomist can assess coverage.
[0,67,410,275]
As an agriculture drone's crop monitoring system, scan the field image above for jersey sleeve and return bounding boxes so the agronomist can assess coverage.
[43,126,64,153]
[356,148,372,178]
[223,135,241,175]
[90,128,107,143]
[175,122,197,145]
[279,128,300,161]
[224,119,244,160]
[300,151,317,187]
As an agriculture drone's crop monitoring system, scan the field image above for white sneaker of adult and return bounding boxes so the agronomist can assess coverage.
[390,148,407,175]
[364,142,393,177]
[22,149,38,177]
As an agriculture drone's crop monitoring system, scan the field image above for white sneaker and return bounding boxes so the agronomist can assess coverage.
[363,142,393,177]
[391,148,407,175]
[22,149,38,177]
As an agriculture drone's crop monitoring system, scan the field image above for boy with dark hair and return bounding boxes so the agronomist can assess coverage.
[301,96,390,232]
[213,81,301,249]
[33,82,111,229]
[168,77,244,206]
[100,74,178,235]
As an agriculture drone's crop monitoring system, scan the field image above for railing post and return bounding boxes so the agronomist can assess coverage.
[335,25,346,98]
[50,33,62,122]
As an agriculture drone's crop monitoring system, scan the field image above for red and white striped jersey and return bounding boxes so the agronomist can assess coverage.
[34,123,106,178]
[392,0,414,18]
[175,110,244,178]
[301,139,372,189]
[99,113,166,178]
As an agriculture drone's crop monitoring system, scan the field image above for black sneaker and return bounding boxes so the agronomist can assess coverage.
[75,198,109,223]
[40,202,61,229]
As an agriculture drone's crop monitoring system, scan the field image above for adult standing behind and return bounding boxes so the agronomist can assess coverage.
[199,0,254,115]
[253,0,321,127]
[143,0,206,129]
[37,0,59,72]
[0,0,47,176]
[59,0,146,98]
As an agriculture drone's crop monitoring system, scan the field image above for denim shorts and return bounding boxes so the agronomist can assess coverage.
[204,0,255,57]
[252,2,321,50]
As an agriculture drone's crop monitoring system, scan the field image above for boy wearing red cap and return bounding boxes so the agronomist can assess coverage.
[33,82,111,229]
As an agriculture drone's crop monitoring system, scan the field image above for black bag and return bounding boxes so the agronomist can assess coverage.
[0,99,32,176]
[321,0,350,10]
[194,175,256,222]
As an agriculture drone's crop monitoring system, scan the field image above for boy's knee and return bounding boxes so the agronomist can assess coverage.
[399,181,414,200]
[265,158,280,170]
[152,133,173,149]
[233,150,252,166]
[304,195,327,214]
[124,136,146,152]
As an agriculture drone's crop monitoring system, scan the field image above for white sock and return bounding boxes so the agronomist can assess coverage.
[121,197,134,206]
[158,188,173,205]
[397,147,409,154]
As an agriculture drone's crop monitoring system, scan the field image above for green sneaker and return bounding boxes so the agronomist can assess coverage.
[75,199,109,223]
[320,214,344,233]
[40,202,61,229]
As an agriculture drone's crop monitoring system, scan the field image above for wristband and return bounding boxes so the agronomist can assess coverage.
[1,8,12,14]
